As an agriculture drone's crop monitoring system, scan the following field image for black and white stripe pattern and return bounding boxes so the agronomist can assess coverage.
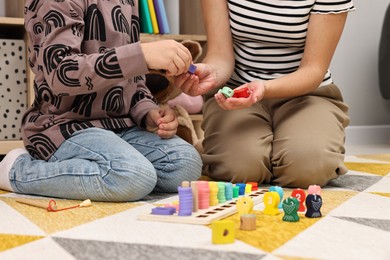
[227,0,355,87]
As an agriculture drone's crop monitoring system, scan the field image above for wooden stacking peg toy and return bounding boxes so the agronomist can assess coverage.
[191,181,199,212]
[138,181,267,225]
[263,191,280,216]
[305,194,323,218]
[282,197,300,222]
[247,182,258,191]
[236,183,246,196]
[244,183,252,194]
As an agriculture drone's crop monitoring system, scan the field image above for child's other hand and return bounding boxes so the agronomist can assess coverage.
[145,106,178,138]
[141,40,192,76]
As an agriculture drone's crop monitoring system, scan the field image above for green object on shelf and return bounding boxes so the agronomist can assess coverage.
[218,86,234,98]
[140,0,153,34]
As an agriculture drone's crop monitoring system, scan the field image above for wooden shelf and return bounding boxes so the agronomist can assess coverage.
[0,140,24,154]
[0,17,24,26]
[141,33,207,45]
[0,17,25,39]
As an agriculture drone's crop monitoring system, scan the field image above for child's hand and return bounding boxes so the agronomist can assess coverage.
[141,40,193,76]
[145,106,178,138]
[174,63,217,96]
[214,80,266,110]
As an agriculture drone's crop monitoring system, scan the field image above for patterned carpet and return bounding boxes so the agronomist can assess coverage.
[1,154,390,260]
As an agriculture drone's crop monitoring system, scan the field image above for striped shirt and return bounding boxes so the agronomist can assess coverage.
[226,0,355,88]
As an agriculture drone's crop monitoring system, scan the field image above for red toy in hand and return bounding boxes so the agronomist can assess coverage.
[233,87,250,98]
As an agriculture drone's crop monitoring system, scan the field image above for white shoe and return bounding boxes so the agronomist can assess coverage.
[0,148,28,191]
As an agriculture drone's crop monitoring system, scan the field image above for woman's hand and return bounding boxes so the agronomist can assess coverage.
[145,106,178,138]
[141,40,193,76]
[174,63,218,96]
[214,80,266,110]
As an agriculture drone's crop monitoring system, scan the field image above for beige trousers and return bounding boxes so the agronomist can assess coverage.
[201,84,350,188]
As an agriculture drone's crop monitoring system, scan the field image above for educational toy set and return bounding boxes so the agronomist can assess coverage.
[138,182,323,228]
[138,181,267,225]
[263,185,323,222]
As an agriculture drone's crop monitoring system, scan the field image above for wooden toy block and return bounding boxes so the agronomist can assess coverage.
[236,183,246,195]
[245,183,252,194]
[247,182,258,191]
[198,181,210,209]
[178,186,193,216]
[218,86,234,98]
[188,64,197,74]
[211,220,235,244]
[240,214,257,231]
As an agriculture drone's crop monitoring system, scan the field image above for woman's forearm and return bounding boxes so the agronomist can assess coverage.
[201,0,235,88]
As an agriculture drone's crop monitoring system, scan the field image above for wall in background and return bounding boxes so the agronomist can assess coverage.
[0,0,5,17]
[179,0,205,35]
[4,0,24,17]
[331,0,390,126]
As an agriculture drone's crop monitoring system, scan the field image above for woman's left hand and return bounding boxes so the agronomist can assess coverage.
[214,80,266,110]
[145,106,178,138]
[174,63,218,96]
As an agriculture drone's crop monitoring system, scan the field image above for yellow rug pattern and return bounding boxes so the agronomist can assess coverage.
[229,190,357,253]
[0,234,43,253]
[0,153,389,259]
[0,197,142,234]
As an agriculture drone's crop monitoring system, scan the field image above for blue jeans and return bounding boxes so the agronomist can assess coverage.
[9,127,202,202]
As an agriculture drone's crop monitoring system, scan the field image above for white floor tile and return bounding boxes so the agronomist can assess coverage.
[0,200,45,236]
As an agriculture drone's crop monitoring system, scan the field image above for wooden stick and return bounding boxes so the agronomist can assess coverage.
[16,198,57,210]
[191,181,199,212]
